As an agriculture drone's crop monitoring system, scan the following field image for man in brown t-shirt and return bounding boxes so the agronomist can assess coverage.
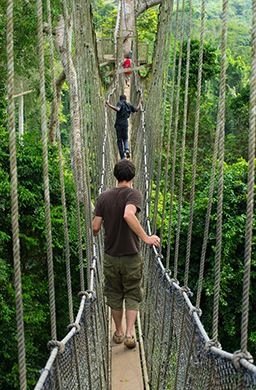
[92,159,160,348]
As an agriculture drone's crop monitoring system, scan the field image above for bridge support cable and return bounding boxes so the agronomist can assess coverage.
[236,0,256,371]
[174,0,192,285]
[151,0,175,236]
[37,0,57,341]
[46,0,74,324]
[6,1,27,388]
[212,0,228,344]
[159,0,180,250]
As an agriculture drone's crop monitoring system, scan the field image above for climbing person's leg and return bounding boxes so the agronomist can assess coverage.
[116,125,125,159]
[122,126,130,158]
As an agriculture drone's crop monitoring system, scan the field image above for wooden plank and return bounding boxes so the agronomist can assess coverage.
[111,316,144,390]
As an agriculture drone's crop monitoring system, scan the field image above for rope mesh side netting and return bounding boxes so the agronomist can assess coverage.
[5,0,256,388]
[136,0,256,388]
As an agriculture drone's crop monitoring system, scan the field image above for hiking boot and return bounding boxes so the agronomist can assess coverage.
[124,335,136,349]
[113,331,124,344]
[125,149,130,159]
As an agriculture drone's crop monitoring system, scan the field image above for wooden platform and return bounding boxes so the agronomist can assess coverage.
[111,316,144,390]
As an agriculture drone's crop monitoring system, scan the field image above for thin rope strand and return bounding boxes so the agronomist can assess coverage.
[37,0,57,340]
[240,0,256,353]
[212,0,229,342]
[46,0,74,324]
[7,1,27,388]
[175,0,192,286]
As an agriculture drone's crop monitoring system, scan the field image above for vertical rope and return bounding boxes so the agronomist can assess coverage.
[7,1,27,388]
[62,0,85,291]
[160,0,180,252]
[174,0,192,286]
[240,0,256,353]
[212,0,228,342]
[46,0,74,324]
[152,0,174,234]
[183,0,206,286]
[37,0,57,340]
[169,0,186,279]
[184,0,205,286]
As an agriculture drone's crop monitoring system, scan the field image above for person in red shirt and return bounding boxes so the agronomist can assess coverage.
[122,53,132,87]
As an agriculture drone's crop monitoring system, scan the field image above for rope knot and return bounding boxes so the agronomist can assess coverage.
[205,339,221,352]
[232,350,254,370]
[47,340,65,354]
[78,290,96,301]
[169,278,179,285]
[165,268,172,277]
[155,254,164,262]
[90,259,96,272]
[67,322,81,333]
[189,306,202,317]
[181,286,193,297]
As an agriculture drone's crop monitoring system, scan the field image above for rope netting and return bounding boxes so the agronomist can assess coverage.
[137,0,256,388]
[4,0,256,389]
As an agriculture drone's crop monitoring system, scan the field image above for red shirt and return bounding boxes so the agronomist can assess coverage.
[123,58,132,74]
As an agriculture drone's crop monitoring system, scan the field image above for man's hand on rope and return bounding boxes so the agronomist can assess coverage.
[145,234,160,248]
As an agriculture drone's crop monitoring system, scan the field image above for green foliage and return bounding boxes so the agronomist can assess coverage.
[92,0,117,38]
[137,6,159,63]
[0,125,81,389]
[153,158,256,357]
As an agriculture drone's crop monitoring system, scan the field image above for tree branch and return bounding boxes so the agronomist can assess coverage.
[136,0,162,16]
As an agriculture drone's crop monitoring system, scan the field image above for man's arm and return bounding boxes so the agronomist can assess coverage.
[105,101,121,112]
[92,216,103,236]
[123,204,160,247]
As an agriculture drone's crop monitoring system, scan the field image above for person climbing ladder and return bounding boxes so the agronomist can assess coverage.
[122,52,132,87]
[106,92,141,159]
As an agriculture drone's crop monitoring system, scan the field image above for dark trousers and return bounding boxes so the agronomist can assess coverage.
[115,125,129,159]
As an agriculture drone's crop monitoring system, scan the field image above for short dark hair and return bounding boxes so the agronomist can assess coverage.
[120,95,127,101]
[114,159,135,182]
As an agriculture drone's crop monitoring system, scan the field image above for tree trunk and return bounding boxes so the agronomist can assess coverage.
[55,15,83,194]
[49,71,66,143]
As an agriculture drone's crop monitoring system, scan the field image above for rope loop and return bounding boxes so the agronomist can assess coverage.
[67,322,81,333]
[232,350,254,370]
[165,268,172,277]
[79,290,96,301]
[47,340,65,354]
[156,254,164,262]
[90,258,97,272]
[205,339,222,352]
[181,286,193,297]
[169,278,179,285]
[189,306,202,317]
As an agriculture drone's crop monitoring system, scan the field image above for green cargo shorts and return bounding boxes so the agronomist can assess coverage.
[103,253,143,311]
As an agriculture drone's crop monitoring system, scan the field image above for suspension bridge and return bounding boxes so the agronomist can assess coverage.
[4,0,256,388]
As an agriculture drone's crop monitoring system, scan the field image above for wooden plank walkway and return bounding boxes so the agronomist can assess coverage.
[111,316,144,390]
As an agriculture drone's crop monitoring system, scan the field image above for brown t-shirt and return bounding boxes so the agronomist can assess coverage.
[94,187,143,256]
